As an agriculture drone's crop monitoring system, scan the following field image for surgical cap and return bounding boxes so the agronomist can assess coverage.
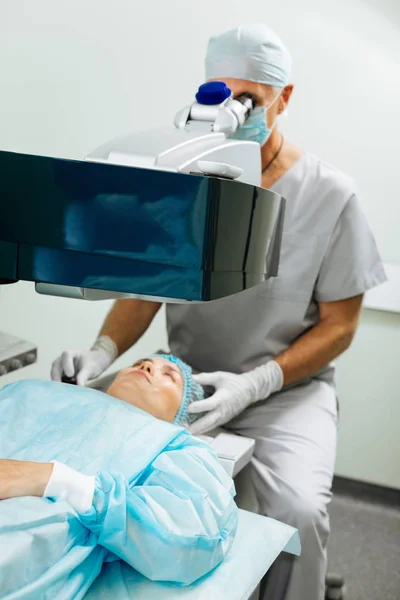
[150,353,204,426]
[205,24,292,88]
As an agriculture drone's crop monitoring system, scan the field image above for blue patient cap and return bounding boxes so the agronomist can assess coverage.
[205,23,292,88]
[150,353,204,426]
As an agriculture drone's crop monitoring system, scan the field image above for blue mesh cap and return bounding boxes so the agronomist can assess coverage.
[150,354,204,426]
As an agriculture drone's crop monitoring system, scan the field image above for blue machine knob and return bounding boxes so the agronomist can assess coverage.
[195,81,231,105]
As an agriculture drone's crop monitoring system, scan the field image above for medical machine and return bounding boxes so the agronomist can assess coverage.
[0,81,285,303]
[0,82,297,599]
[0,80,285,377]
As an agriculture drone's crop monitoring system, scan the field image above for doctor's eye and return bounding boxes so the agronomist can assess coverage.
[235,92,258,107]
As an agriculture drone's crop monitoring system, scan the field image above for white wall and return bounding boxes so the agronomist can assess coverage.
[336,309,400,489]
[1,0,399,487]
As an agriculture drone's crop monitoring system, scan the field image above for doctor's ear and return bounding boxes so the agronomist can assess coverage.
[279,84,294,113]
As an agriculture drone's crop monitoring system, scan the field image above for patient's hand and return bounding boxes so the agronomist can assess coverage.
[0,458,53,500]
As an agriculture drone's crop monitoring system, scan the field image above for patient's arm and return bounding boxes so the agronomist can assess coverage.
[0,436,237,586]
[47,436,237,585]
[0,459,53,500]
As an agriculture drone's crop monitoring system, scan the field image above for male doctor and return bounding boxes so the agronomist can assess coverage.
[52,24,386,600]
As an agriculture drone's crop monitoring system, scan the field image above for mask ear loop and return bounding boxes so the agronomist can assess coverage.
[265,89,284,134]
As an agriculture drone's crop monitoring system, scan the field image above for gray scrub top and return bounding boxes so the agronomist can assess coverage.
[166,152,386,386]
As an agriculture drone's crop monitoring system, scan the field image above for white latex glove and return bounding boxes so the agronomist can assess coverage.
[188,361,283,435]
[51,336,118,387]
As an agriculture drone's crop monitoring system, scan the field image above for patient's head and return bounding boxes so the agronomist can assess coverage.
[107,354,204,426]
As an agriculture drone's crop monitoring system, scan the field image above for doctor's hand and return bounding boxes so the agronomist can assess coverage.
[0,459,53,500]
[188,361,284,435]
[51,336,118,387]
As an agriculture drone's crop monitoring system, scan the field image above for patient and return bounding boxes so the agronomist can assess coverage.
[0,354,237,600]
[107,353,204,426]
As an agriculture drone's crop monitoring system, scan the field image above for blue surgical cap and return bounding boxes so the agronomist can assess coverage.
[205,24,292,88]
[150,354,204,426]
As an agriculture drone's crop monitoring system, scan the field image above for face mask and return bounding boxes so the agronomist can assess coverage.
[229,90,282,146]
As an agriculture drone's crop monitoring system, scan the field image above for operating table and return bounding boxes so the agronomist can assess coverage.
[80,373,301,600]
[84,507,300,600]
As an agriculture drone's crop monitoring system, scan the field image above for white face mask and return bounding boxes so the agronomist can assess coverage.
[229,90,282,146]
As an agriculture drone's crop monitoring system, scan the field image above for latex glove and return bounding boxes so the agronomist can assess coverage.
[51,336,118,386]
[189,361,283,435]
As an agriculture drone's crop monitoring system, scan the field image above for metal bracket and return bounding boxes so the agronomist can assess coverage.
[0,331,37,376]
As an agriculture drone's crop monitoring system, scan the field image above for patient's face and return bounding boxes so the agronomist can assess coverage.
[107,358,183,423]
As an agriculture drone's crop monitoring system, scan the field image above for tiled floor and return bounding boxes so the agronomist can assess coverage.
[327,493,400,600]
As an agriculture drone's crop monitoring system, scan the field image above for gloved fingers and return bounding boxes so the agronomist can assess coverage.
[188,389,229,414]
[189,411,222,435]
[50,357,62,382]
[75,363,92,387]
[193,371,225,387]
[61,351,77,379]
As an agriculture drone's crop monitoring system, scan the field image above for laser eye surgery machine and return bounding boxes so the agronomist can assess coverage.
[0,81,300,600]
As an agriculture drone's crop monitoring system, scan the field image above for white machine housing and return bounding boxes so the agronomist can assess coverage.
[86,94,262,186]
